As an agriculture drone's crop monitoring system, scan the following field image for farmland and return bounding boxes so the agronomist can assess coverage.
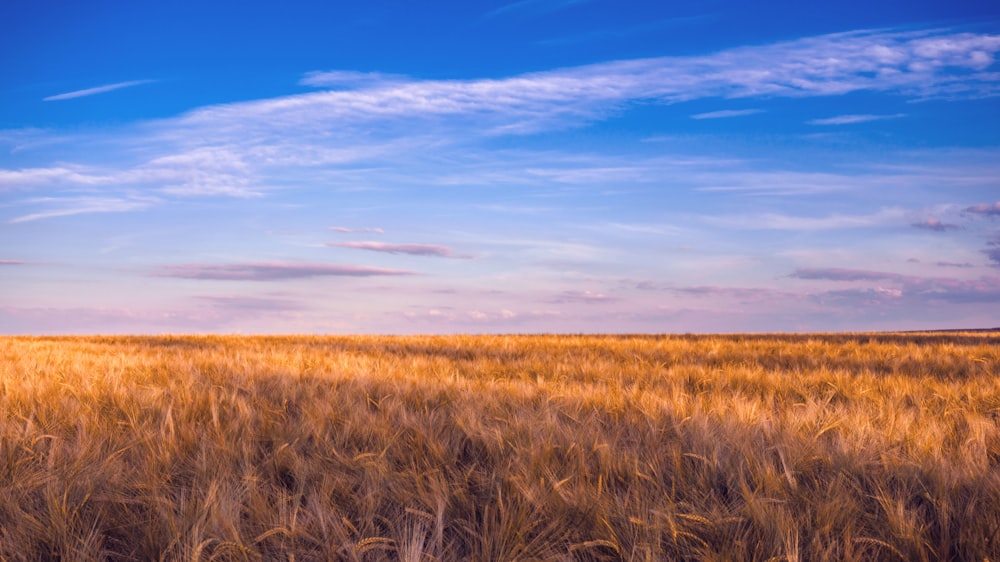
[0,333,998,560]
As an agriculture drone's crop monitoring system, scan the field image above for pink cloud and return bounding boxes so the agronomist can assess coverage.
[329,241,460,257]
[546,290,619,304]
[0,260,25,265]
[400,307,560,327]
[154,262,416,280]
[911,218,960,232]
[193,295,306,311]
[792,267,1000,303]
[964,202,1000,218]
[667,285,801,302]
[791,268,905,282]
[815,288,905,308]
[329,226,384,234]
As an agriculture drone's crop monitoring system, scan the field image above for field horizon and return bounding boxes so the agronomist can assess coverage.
[1,331,997,560]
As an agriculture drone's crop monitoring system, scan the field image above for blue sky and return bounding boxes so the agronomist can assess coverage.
[2,0,999,334]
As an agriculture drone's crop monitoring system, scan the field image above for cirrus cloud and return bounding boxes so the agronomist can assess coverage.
[546,290,619,304]
[180,29,1000,141]
[330,226,385,234]
[43,80,155,101]
[193,295,307,311]
[300,70,410,89]
[9,196,158,223]
[153,262,417,281]
[911,218,960,232]
[328,241,462,258]
[808,113,906,125]
[690,109,764,120]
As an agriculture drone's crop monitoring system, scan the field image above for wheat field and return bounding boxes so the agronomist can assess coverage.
[0,333,997,560]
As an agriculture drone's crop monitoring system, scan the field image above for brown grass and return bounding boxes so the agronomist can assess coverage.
[0,333,998,560]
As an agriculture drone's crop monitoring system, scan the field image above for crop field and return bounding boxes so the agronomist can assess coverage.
[0,333,998,560]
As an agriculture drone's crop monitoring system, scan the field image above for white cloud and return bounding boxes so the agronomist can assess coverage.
[0,166,113,191]
[808,113,907,125]
[43,80,154,101]
[178,29,1000,141]
[9,196,156,223]
[603,222,687,236]
[330,226,385,234]
[700,208,906,231]
[154,262,416,281]
[0,161,254,199]
[3,26,998,233]
[691,109,764,119]
[0,128,74,153]
[300,70,410,89]
[329,241,459,257]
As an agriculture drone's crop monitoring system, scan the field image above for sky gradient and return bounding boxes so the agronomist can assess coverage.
[2,0,1000,334]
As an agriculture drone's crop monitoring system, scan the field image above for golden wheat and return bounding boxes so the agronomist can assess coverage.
[0,333,997,560]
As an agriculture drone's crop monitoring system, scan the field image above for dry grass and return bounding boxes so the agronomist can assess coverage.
[0,332,998,560]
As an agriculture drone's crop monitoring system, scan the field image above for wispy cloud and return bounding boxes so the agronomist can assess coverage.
[7,26,1000,333]
[142,147,261,197]
[329,241,460,257]
[808,113,907,125]
[792,267,907,282]
[6,28,995,212]
[818,287,904,304]
[9,196,156,223]
[417,151,919,197]
[330,226,385,234]
[665,285,799,302]
[153,262,417,280]
[0,260,25,265]
[691,109,764,120]
[300,70,409,89]
[193,295,306,311]
[0,166,112,190]
[43,80,154,101]
[602,222,686,236]
[964,202,1000,217]
[700,208,904,230]
[0,128,73,154]
[546,290,619,304]
[180,29,1000,139]
[911,218,960,231]
[637,281,991,315]
[791,267,1000,303]
[0,152,262,198]
[400,306,558,326]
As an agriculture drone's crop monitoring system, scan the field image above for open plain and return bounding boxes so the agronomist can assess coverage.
[0,333,998,560]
